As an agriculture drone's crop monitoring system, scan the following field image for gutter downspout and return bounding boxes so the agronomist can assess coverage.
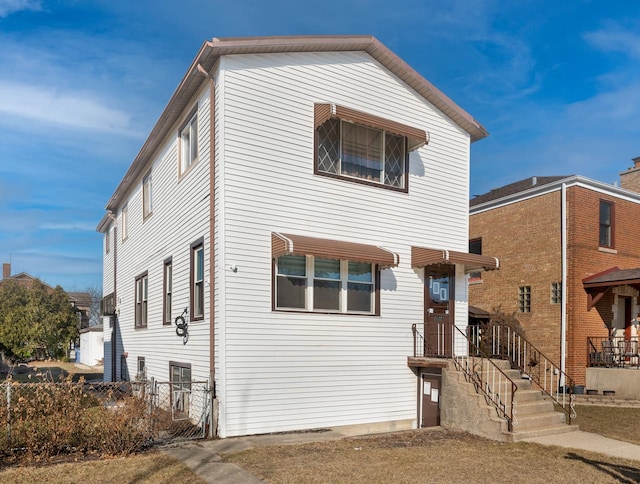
[560,183,567,387]
[198,62,217,437]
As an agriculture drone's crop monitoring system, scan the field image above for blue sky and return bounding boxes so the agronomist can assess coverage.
[1,0,639,290]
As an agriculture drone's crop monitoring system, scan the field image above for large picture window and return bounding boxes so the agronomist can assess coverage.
[317,118,406,189]
[276,255,375,314]
[314,103,427,192]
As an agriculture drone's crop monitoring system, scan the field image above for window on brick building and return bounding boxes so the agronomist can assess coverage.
[468,238,482,282]
[599,200,614,248]
[518,286,531,313]
[551,282,562,304]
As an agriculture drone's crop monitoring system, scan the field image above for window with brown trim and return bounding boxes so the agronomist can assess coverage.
[314,104,427,192]
[468,238,482,282]
[163,257,173,325]
[121,203,129,241]
[599,200,614,248]
[136,356,146,381]
[170,361,191,416]
[135,272,148,328]
[179,108,198,176]
[105,228,110,254]
[275,255,377,314]
[190,238,204,321]
[143,171,153,219]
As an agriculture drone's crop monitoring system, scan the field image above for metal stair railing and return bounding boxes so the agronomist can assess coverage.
[469,322,576,424]
[412,323,518,431]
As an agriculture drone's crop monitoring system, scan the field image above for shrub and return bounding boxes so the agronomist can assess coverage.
[1,377,156,461]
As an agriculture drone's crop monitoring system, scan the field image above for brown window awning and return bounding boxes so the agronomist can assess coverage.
[272,232,399,268]
[411,246,499,272]
[314,103,429,152]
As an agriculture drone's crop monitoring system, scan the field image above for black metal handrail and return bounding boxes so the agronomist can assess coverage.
[469,322,576,424]
[412,323,518,431]
[587,336,640,368]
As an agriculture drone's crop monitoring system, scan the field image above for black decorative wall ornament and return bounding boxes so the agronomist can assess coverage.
[175,308,189,345]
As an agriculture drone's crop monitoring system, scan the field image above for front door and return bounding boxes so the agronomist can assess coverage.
[420,371,441,427]
[425,265,454,357]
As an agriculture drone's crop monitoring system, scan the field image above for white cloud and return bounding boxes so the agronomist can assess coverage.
[41,222,97,232]
[0,81,140,136]
[584,24,640,59]
[0,0,41,18]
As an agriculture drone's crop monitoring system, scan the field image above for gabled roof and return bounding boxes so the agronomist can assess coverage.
[0,272,57,293]
[582,267,640,287]
[470,174,640,213]
[470,176,570,207]
[582,266,640,311]
[101,35,488,217]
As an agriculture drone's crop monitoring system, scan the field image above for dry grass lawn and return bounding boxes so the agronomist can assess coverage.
[574,404,640,445]
[224,428,640,484]
[0,451,204,483]
[0,404,638,483]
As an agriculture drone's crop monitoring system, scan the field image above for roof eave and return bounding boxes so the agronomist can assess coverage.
[104,35,487,213]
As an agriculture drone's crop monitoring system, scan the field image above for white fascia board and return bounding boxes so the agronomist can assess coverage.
[470,175,640,215]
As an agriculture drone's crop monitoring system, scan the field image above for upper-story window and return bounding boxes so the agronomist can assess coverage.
[599,200,614,248]
[121,203,129,241]
[468,238,482,282]
[143,172,153,219]
[180,110,198,175]
[314,103,428,192]
[105,228,110,254]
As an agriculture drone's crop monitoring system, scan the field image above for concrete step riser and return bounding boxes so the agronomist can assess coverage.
[515,413,566,429]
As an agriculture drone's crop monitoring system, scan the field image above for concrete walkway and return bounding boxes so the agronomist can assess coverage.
[161,429,349,483]
[522,430,640,462]
[162,428,640,484]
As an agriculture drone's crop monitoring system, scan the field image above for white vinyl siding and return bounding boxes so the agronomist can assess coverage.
[215,52,471,437]
[105,84,212,388]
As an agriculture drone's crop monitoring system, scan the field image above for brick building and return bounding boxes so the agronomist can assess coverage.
[469,159,640,386]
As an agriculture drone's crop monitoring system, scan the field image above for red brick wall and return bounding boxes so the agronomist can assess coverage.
[469,190,563,364]
[470,184,640,385]
[565,186,640,383]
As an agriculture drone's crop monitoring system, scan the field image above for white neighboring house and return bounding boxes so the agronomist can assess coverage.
[77,326,104,367]
[96,35,496,438]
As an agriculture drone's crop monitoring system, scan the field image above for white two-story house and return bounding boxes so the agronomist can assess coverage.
[97,35,495,438]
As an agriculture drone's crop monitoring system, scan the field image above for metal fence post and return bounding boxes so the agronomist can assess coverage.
[5,382,11,442]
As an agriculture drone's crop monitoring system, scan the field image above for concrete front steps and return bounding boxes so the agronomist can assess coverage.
[441,359,578,442]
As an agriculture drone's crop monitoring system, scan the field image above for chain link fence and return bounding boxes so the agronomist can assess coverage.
[0,378,211,457]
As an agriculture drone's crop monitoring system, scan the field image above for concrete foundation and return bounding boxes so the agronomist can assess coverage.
[585,368,640,399]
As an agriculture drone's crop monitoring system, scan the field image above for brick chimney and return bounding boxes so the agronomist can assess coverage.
[2,263,10,280]
[620,157,640,193]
